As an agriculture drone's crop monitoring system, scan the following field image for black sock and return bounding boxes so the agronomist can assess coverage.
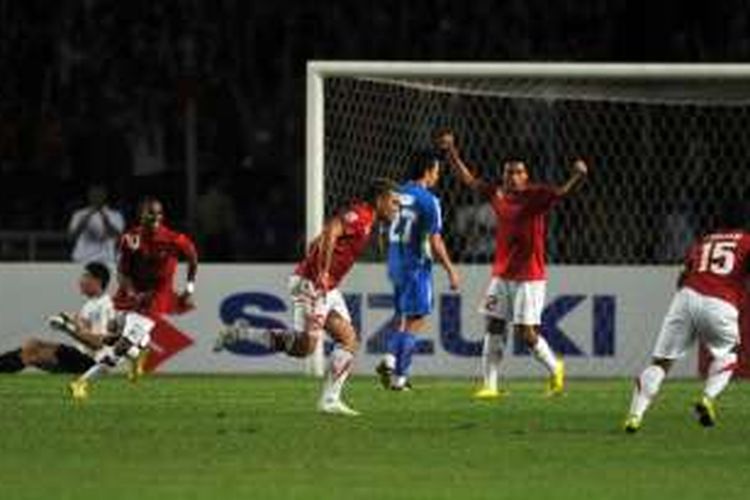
[0,348,25,373]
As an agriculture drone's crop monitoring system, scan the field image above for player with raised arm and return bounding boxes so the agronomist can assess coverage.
[375,150,460,391]
[216,178,400,415]
[435,129,587,398]
[0,262,116,375]
[624,200,750,433]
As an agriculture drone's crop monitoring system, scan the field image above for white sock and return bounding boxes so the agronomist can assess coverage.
[481,334,504,391]
[322,348,354,402]
[383,353,396,370]
[628,364,666,419]
[531,336,558,374]
[704,353,737,400]
[80,363,108,382]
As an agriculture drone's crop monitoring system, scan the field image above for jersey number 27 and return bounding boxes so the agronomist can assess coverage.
[389,208,416,244]
[389,195,417,244]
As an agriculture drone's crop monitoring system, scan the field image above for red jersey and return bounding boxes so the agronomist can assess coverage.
[681,230,750,308]
[487,184,561,280]
[295,202,375,289]
[114,225,198,313]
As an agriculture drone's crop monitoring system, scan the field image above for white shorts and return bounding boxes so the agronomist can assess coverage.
[288,275,351,335]
[652,287,740,360]
[478,277,546,326]
[121,312,155,349]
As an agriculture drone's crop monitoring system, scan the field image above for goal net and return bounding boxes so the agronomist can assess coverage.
[305,63,750,376]
[311,63,750,266]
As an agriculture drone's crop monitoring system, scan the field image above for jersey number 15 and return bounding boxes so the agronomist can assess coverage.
[698,240,738,275]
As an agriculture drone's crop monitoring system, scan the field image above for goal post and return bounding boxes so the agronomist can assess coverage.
[305,61,750,376]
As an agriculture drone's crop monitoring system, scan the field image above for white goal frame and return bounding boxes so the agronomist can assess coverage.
[304,61,750,376]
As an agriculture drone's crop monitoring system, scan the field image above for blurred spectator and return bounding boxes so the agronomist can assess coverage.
[68,184,124,264]
[195,178,240,261]
[454,201,495,262]
[1,1,749,263]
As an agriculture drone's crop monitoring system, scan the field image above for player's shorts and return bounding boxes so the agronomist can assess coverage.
[52,344,96,374]
[120,312,155,356]
[479,277,546,326]
[652,287,740,360]
[288,274,351,335]
[390,266,433,318]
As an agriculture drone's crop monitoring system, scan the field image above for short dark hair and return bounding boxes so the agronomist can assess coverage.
[407,149,441,181]
[84,261,110,290]
[366,177,399,204]
[138,196,162,212]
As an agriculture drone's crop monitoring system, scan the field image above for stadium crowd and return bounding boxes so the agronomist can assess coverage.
[0,0,748,261]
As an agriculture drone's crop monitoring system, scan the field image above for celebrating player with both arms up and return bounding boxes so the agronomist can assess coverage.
[434,129,588,398]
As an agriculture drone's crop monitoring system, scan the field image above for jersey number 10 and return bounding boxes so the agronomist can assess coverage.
[698,240,738,275]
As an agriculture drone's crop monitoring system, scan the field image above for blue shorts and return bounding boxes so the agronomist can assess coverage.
[390,266,433,318]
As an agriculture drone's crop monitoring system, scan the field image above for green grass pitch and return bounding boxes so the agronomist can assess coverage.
[1,375,749,499]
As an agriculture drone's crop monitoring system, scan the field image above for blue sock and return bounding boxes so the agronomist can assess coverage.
[395,331,417,377]
[386,329,402,359]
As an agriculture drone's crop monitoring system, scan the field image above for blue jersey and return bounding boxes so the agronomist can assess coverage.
[387,181,443,281]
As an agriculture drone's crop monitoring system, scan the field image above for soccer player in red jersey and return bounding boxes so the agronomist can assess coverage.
[435,129,588,398]
[113,197,198,380]
[114,197,199,378]
[115,197,198,316]
[217,178,400,415]
[68,198,199,398]
[624,200,750,433]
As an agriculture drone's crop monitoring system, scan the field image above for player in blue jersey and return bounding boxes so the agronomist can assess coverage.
[376,150,460,390]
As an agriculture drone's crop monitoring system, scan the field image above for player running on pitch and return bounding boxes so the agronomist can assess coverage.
[216,178,400,415]
[113,197,199,380]
[376,150,460,391]
[69,199,198,399]
[435,129,587,398]
[0,262,116,374]
[624,200,750,433]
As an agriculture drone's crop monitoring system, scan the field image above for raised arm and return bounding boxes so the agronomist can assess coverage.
[433,129,493,196]
[553,159,589,197]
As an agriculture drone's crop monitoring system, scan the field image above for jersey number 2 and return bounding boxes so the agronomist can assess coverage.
[698,240,737,275]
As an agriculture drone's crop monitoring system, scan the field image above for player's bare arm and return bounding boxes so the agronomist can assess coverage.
[434,129,493,195]
[429,233,460,290]
[178,236,199,302]
[553,159,588,197]
[316,216,345,291]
